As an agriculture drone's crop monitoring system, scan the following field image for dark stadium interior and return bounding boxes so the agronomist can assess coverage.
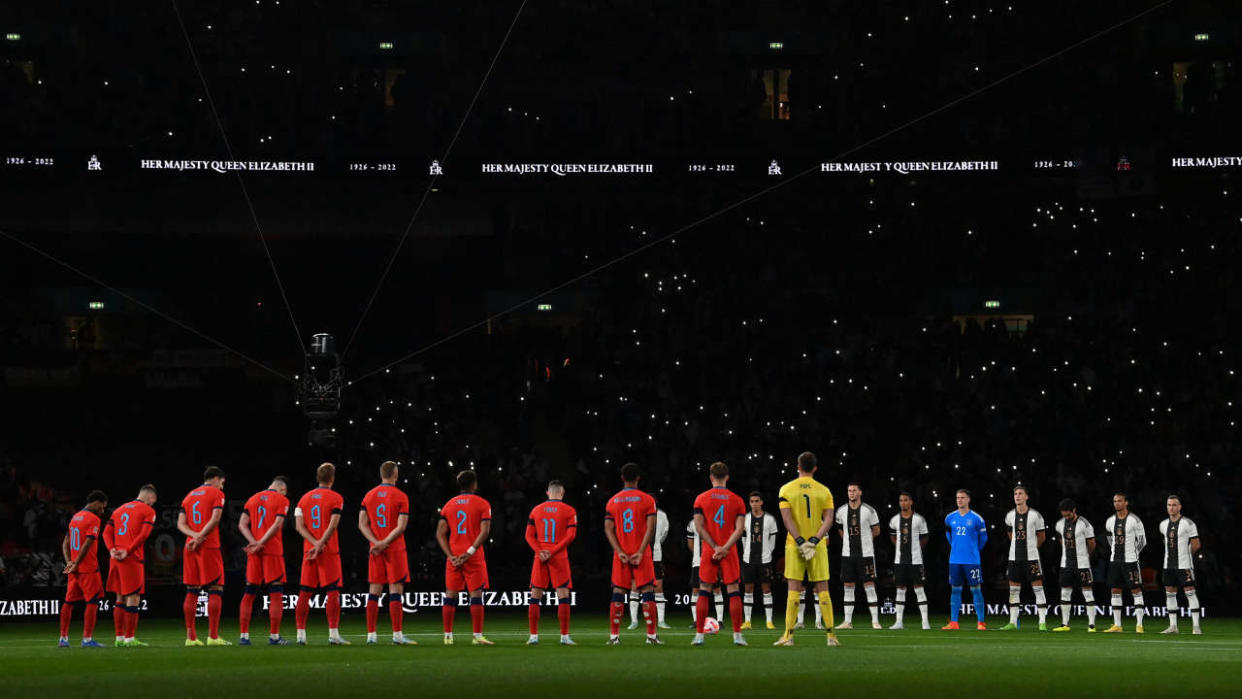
[2,0,1240,618]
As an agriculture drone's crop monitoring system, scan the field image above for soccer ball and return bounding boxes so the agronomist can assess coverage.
[703,617,721,634]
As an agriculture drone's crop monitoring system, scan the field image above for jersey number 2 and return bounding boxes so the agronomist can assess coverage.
[456,510,467,535]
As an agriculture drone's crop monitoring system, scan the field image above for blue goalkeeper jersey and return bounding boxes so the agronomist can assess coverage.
[945,510,988,564]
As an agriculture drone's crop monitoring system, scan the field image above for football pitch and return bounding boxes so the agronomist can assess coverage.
[5,614,1242,698]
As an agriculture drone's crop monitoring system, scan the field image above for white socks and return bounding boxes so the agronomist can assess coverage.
[763,592,774,623]
[1009,587,1021,625]
[843,587,855,624]
[744,592,753,622]
[1166,592,1179,629]
[655,593,666,624]
[915,587,929,626]
[1061,587,1073,625]
[1083,590,1096,627]
[895,588,907,625]
[629,592,640,623]
[714,592,723,621]
[1112,594,1123,626]
[296,629,307,642]
[1033,586,1047,625]
[1186,588,1201,628]
[865,585,879,625]
[1134,593,1146,627]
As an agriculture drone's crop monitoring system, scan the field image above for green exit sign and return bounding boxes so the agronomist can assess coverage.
[536,303,553,312]
[984,300,1001,309]
[89,301,105,310]
[768,41,784,50]
[378,41,394,50]
[1193,33,1209,41]
[4,33,20,41]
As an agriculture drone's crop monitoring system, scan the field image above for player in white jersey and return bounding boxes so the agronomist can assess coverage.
[1000,485,1049,631]
[1104,492,1147,633]
[629,508,670,629]
[888,492,930,630]
[684,519,723,626]
[1051,498,1098,632]
[740,491,779,630]
[834,483,881,629]
[1158,494,1202,635]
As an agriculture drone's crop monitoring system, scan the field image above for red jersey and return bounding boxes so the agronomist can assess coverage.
[525,500,578,559]
[440,493,491,556]
[242,489,290,556]
[693,486,747,547]
[67,509,103,574]
[605,488,657,554]
[296,487,345,554]
[362,484,410,552]
[181,484,226,548]
[102,500,157,562]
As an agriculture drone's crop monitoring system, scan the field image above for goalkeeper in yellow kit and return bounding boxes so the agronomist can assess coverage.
[774,451,840,647]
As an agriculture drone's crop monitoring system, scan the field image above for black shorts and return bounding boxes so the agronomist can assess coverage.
[1106,562,1141,589]
[840,556,876,584]
[894,564,926,587]
[1161,568,1195,587]
[652,561,665,581]
[741,562,772,585]
[690,566,721,589]
[1006,560,1044,584]
[1058,567,1094,588]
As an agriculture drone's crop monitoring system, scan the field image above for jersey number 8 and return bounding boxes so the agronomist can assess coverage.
[622,509,634,533]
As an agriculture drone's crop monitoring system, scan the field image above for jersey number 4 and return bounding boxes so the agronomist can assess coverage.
[713,505,726,529]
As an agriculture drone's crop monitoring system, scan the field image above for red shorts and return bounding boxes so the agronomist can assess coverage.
[530,554,573,590]
[300,553,342,590]
[368,547,410,585]
[444,554,488,592]
[106,558,145,597]
[183,546,224,588]
[698,546,740,586]
[246,554,287,586]
[66,572,104,602]
[611,551,656,589]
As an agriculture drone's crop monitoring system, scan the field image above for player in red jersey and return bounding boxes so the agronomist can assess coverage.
[524,480,578,646]
[691,462,748,646]
[238,475,291,646]
[436,470,493,645]
[59,490,108,648]
[603,462,662,645]
[177,465,228,646]
[294,462,348,645]
[103,484,157,647]
[359,460,414,646]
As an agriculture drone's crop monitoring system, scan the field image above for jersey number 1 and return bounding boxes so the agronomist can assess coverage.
[802,494,812,519]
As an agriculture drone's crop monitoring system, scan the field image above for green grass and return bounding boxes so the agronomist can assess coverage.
[6,614,1242,697]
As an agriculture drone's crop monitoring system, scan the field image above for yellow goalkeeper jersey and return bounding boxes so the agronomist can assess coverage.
[778,476,834,542]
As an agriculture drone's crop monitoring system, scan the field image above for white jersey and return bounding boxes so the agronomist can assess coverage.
[686,520,700,567]
[835,502,880,558]
[888,512,928,565]
[741,512,779,564]
[652,509,670,563]
[1054,516,1095,569]
[1158,517,1200,570]
[1004,508,1046,562]
[1104,513,1146,563]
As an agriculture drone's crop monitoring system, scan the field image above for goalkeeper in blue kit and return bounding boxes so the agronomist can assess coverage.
[943,489,988,630]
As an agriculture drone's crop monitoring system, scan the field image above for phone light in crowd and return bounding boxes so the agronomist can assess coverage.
[984,300,1001,309]
[378,41,394,50]
[768,41,783,50]
[5,33,20,41]
[536,303,553,312]
[1193,33,1209,42]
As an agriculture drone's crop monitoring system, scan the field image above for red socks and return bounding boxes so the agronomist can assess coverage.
[113,604,124,637]
[125,605,138,637]
[389,599,402,633]
[609,599,624,635]
[558,601,571,635]
[59,603,73,637]
[366,595,380,634]
[326,590,341,630]
[729,593,743,632]
[470,602,484,634]
[207,591,222,639]
[239,593,256,635]
[183,592,198,640]
[83,603,97,639]
[442,604,456,633]
[269,592,283,636]
[528,603,540,635]
[295,591,310,630]
[695,593,710,633]
[643,600,657,635]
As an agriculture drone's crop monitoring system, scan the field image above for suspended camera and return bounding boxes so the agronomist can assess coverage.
[296,333,343,447]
